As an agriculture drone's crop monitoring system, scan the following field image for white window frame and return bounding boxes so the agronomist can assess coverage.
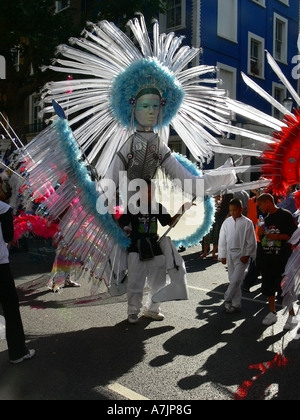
[272,83,286,119]
[217,0,238,43]
[273,13,288,64]
[251,0,266,7]
[29,93,43,132]
[217,63,237,100]
[160,0,186,32]
[55,0,70,13]
[248,32,265,78]
[217,63,237,127]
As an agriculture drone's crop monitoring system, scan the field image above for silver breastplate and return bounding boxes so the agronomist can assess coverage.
[127,133,161,181]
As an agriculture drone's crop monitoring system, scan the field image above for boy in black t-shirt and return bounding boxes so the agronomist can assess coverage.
[118,180,191,324]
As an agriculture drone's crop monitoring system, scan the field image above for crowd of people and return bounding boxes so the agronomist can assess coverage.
[1,161,299,366]
[1,89,300,363]
[198,183,299,330]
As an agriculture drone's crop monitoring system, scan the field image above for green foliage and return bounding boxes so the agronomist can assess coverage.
[0,0,76,81]
[95,0,170,28]
[0,0,170,133]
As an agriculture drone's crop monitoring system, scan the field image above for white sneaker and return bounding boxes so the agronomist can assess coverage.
[143,310,165,321]
[283,316,298,331]
[65,280,81,288]
[10,349,35,364]
[262,312,278,326]
[128,314,139,324]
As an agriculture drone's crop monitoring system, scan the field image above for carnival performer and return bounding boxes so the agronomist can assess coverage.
[18,14,271,297]
[98,82,238,301]
[103,84,237,203]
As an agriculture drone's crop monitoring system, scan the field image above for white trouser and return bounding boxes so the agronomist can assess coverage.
[224,249,249,308]
[127,253,166,315]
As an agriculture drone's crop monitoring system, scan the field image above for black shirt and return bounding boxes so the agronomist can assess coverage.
[119,203,172,255]
[0,208,14,243]
[261,208,297,254]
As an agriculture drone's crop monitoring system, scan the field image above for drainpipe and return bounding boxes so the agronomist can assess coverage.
[192,0,201,67]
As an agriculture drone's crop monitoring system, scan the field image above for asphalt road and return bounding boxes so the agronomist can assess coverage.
[0,238,300,402]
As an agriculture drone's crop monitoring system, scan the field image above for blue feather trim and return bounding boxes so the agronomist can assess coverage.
[172,153,215,249]
[110,58,184,128]
[53,118,130,249]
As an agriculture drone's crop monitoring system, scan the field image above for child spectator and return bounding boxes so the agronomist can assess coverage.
[218,198,257,313]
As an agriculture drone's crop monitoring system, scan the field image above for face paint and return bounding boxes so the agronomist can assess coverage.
[135,94,160,128]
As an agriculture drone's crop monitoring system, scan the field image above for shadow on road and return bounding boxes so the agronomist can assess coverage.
[0,321,175,400]
[149,284,300,400]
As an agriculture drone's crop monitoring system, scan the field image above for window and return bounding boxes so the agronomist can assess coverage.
[217,0,237,42]
[55,0,70,13]
[29,94,43,133]
[218,64,237,132]
[0,56,5,80]
[169,139,183,154]
[217,63,237,100]
[273,14,288,63]
[251,0,266,6]
[162,0,186,31]
[248,33,264,78]
[11,46,20,72]
[273,84,286,119]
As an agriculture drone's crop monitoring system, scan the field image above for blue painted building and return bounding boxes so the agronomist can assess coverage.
[200,0,299,114]
[160,0,300,176]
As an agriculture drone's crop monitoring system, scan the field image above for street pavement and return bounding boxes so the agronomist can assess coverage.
[0,238,300,402]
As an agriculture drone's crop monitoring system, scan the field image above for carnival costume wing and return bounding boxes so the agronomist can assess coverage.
[20,110,131,293]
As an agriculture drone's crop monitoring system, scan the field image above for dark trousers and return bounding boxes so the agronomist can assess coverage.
[243,242,262,290]
[0,263,27,360]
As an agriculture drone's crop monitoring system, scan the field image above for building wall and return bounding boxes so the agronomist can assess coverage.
[200,0,299,115]
[21,1,300,178]
[186,0,299,177]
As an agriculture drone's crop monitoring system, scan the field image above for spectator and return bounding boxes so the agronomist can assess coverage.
[256,193,298,329]
[202,192,233,257]
[242,187,264,292]
[0,199,35,363]
[233,179,249,215]
[218,193,234,225]
[199,195,221,259]
[277,184,298,215]
[218,198,257,314]
[0,177,7,202]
